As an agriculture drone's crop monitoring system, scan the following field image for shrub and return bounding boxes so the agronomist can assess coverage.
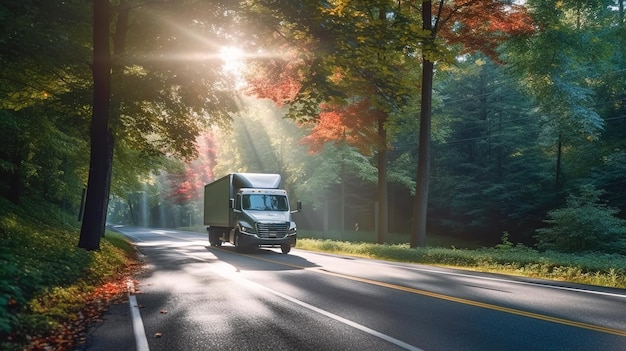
[535,185,626,254]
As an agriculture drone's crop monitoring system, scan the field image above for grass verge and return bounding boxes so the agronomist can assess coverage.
[186,227,626,289]
[296,238,626,289]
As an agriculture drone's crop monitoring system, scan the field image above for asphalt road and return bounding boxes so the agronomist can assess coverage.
[91,227,626,351]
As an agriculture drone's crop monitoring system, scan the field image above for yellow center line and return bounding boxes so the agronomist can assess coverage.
[235,250,626,338]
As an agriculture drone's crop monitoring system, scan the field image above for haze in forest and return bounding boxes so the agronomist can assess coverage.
[1,0,625,254]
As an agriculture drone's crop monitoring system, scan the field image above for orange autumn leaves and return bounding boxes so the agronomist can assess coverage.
[436,0,535,60]
[245,1,534,155]
[246,55,303,108]
[301,101,385,155]
[24,278,139,351]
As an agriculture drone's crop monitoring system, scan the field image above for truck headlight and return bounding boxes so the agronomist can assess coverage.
[240,224,254,233]
[288,223,297,234]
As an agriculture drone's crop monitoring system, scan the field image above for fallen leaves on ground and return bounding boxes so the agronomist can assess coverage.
[24,270,143,350]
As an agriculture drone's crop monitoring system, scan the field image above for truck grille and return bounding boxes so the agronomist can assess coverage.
[256,222,289,238]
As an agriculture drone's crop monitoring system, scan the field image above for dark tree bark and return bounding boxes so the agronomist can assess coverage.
[78,0,112,250]
[555,131,562,191]
[411,0,434,248]
[377,113,388,244]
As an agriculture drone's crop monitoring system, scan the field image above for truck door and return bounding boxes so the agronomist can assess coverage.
[230,194,240,242]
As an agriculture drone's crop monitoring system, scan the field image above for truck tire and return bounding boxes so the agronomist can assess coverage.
[281,244,291,254]
[207,229,214,246]
[234,230,245,252]
[209,229,222,246]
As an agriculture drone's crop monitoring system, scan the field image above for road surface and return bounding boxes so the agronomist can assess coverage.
[108,227,626,351]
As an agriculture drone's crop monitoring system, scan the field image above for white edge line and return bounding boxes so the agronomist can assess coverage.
[251,279,425,351]
[301,251,626,299]
[129,294,150,351]
[119,228,625,299]
[116,229,626,299]
[401,265,626,299]
[177,249,424,351]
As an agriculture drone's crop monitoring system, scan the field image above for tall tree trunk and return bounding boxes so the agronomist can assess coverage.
[377,113,388,244]
[340,158,345,235]
[555,131,562,191]
[78,0,112,250]
[324,197,329,235]
[411,0,434,248]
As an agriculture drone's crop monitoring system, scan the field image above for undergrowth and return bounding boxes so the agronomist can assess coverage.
[296,237,626,289]
[0,196,138,351]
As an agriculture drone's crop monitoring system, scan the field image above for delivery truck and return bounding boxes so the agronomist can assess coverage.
[203,173,301,254]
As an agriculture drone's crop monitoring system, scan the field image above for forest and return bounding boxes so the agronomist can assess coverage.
[1,0,626,254]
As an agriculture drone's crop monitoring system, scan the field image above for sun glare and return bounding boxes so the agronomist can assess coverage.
[219,46,245,74]
[218,46,248,89]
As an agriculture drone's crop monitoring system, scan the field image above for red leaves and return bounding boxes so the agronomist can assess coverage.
[246,54,303,107]
[302,100,384,155]
[23,277,141,351]
[436,0,535,60]
[165,132,218,205]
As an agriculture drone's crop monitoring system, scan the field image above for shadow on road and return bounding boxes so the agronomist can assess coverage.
[207,245,320,272]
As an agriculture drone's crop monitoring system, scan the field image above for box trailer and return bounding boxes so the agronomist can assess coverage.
[203,173,301,254]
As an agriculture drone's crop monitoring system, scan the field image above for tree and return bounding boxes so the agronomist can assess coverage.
[535,185,626,253]
[410,0,534,247]
[300,101,391,238]
[427,55,554,242]
[243,0,533,246]
[244,1,424,243]
[79,0,113,250]
[166,132,219,205]
[79,0,240,249]
[412,0,434,248]
[503,0,619,195]
[0,0,92,207]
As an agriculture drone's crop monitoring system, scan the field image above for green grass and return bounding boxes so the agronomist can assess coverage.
[186,227,626,288]
[300,230,484,248]
[0,196,138,351]
[296,236,626,289]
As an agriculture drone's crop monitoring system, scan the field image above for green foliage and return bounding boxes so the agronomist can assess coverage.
[0,196,133,349]
[427,56,555,240]
[297,237,626,288]
[535,185,626,253]
[495,231,514,250]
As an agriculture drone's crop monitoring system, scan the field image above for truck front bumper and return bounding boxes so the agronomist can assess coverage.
[238,233,297,247]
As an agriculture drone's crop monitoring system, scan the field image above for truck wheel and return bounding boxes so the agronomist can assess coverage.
[208,230,214,246]
[208,230,219,247]
[281,244,291,254]
[234,231,245,252]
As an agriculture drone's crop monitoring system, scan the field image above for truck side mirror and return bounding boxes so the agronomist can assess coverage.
[229,198,234,209]
[291,201,302,213]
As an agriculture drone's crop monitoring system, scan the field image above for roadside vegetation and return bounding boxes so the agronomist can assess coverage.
[297,233,626,289]
[2,197,625,351]
[0,197,140,351]
[185,224,626,289]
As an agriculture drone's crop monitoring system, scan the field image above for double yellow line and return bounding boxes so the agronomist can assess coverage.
[240,251,626,338]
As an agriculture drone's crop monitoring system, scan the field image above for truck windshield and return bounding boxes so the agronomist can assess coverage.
[242,194,289,211]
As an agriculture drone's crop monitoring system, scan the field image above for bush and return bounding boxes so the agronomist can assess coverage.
[535,185,626,254]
